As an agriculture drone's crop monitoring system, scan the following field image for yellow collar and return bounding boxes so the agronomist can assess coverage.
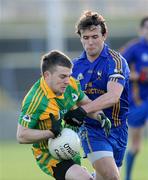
[40,77,64,99]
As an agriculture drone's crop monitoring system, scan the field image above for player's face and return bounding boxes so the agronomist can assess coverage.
[141,20,148,41]
[80,25,107,61]
[45,65,72,96]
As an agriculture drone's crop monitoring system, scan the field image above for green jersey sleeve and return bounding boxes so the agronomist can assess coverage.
[76,80,85,102]
[18,102,39,128]
[18,80,43,129]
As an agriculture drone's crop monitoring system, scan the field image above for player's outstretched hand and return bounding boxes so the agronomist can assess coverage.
[98,113,111,137]
[50,113,62,137]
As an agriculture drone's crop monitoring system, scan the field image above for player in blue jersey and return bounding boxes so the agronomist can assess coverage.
[121,17,148,180]
[64,11,130,180]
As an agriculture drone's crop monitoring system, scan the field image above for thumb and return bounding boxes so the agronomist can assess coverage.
[57,118,62,126]
[49,113,55,122]
[101,113,106,119]
[64,111,71,120]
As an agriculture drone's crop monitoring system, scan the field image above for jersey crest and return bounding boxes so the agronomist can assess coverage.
[97,70,102,80]
[22,114,31,122]
[77,73,84,80]
[72,93,78,102]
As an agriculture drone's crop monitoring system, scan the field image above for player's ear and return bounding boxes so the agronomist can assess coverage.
[103,31,108,41]
[44,71,51,78]
[80,36,83,44]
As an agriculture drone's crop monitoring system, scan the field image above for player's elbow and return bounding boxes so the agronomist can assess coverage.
[17,138,24,144]
[16,124,29,144]
[110,93,120,104]
[17,132,24,144]
[16,130,27,144]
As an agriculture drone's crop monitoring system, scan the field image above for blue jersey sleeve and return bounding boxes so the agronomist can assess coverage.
[122,47,135,64]
[107,53,130,87]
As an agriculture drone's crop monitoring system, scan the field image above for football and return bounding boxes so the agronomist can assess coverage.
[48,128,81,160]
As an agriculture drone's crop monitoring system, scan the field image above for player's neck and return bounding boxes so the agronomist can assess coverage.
[87,50,102,62]
[87,54,99,62]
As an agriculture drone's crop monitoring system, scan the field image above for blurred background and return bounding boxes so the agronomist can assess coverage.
[0,0,148,180]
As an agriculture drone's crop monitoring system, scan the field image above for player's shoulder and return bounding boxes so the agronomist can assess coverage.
[120,38,140,52]
[72,57,83,66]
[72,52,86,66]
[68,76,80,91]
[108,48,124,63]
[108,48,129,71]
[125,38,140,47]
[22,79,43,108]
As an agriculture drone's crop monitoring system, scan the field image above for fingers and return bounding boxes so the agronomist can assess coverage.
[50,113,62,123]
[104,121,110,137]
[64,111,71,120]
[49,113,55,121]
[101,113,106,119]
[105,126,110,137]
[57,118,62,126]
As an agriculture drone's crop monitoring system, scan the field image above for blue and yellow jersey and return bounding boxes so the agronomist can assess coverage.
[18,76,85,150]
[121,38,148,104]
[72,44,130,128]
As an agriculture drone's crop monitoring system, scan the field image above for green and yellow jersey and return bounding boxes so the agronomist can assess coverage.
[18,76,85,151]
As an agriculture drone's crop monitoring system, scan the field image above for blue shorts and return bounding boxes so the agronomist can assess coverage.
[128,100,148,127]
[79,124,128,167]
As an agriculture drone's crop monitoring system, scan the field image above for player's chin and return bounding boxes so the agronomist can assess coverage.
[87,50,97,56]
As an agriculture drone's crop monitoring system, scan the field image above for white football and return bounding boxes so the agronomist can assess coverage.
[48,128,81,160]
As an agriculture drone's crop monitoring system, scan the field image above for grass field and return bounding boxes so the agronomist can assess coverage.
[0,140,148,180]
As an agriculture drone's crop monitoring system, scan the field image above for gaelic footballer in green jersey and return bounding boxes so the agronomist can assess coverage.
[17,50,95,180]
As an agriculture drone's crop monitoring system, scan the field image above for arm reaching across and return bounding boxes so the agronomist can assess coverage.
[64,95,111,136]
[17,113,62,144]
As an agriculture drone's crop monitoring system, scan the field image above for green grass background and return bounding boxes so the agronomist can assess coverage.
[0,140,148,180]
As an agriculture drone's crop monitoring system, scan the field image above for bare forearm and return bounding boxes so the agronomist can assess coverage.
[82,92,118,113]
[81,81,123,113]
[17,125,54,144]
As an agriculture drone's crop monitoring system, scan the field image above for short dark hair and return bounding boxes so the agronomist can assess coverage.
[140,16,148,27]
[41,50,72,75]
[76,10,107,36]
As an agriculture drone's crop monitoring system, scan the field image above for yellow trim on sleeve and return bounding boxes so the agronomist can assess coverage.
[22,85,34,108]
[69,77,78,91]
[25,87,42,114]
[109,49,122,71]
[27,89,43,114]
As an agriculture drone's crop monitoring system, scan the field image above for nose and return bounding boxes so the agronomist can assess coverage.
[88,38,93,45]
